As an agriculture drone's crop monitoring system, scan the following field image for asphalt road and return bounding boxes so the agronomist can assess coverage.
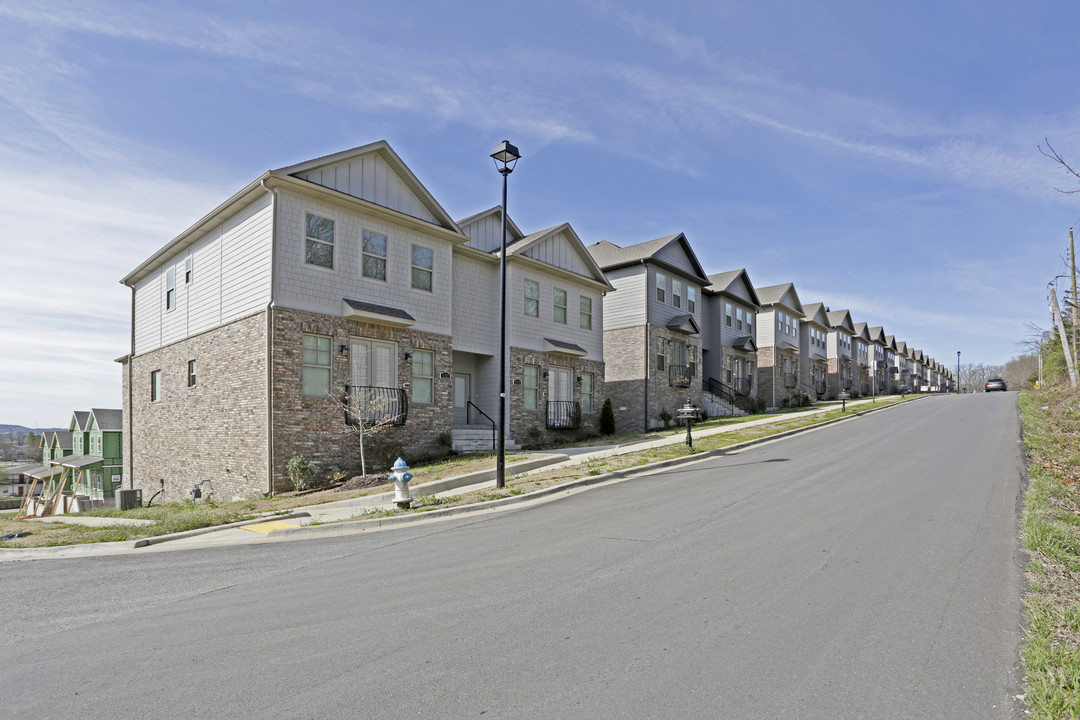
[1,393,1026,719]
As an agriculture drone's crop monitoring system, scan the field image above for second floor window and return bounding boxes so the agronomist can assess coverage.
[688,287,696,313]
[580,296,592,330]
[411,245,433,291]
[672,280,682,309]
[553,288,567,324]
[524,279,539,317]
[726,303,733,327]
[306,214,334,269]
[655,272,666,303]
[736,307,744,330]
[363,230,387,280]
[166,268,175,310]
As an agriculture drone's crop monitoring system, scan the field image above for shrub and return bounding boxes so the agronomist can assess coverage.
[287,453,314,492]
[600,398,616,435]
[659,408,672,428]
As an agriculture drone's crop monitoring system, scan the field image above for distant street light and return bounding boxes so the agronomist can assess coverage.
[491,140,520,490]
[956,350,961,393]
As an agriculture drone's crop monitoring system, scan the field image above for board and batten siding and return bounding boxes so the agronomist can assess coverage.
[521,230,593,278]
[462,213,506,253]
[600,266,647,329]
[294,153,438,225]
[273,189,453,336]
[133,195,273,354]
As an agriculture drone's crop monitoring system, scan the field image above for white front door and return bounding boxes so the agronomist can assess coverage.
[548,366,572,402]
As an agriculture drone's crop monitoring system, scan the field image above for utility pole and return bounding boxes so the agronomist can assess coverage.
[1050,280,1079,387]
[1071,228,1078,375]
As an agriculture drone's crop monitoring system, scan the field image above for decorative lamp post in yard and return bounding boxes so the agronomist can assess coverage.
[491,140,520,489]
[957,351,961,393]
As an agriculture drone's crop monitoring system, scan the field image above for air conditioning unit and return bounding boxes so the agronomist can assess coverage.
[116,488,142,510]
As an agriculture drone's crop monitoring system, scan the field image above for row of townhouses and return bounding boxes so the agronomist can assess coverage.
[5,409,123,507]
[117,140,954,500]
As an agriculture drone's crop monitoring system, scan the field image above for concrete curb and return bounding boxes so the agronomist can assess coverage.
[131,511,311,547]
[268,397,917,539]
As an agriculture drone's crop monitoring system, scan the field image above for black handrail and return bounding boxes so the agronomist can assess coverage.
[547,401,581,429]
[343,385,408,426]
[466,400,496,450]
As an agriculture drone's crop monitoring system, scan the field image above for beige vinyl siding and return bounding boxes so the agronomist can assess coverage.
[294,153,438,224]
[602,266,647,328]
[219,196,273,324]
[450,253,499,354]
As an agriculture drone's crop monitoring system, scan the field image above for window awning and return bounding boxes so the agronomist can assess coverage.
[342,298,416,328]
[543,338,587,357]
[666,314,700,334]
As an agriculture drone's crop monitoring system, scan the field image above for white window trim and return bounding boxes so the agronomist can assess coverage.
[361,228,388,281]
[410,243,434,293]
[305,213,336,271]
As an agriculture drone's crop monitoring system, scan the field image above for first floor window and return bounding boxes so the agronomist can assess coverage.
[150,370,162,402]
[411,349,434,403]
[306,213,335,269]
[187,360,197,387]
[523,364,539,410]
[580,296,592,330]
[524,279,540,317]
[656,338,666,371]
[725,355,734,383]
[411,245,433,291]
[362,229,387,280]
[553,288,567,324]
[302,334,332,397]
[580,373,593,413]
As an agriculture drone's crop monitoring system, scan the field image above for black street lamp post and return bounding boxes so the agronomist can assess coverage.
[491,140,520,489]
[956,350,961,393]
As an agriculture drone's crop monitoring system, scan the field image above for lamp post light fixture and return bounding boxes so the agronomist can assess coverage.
[491,140,520,489]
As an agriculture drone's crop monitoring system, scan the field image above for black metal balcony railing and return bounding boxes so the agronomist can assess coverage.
[343,385,408,426]
[669,364,693,388]
[547,400,581,430]
[783,372,798,389]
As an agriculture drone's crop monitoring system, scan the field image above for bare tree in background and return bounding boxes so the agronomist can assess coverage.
[1040,139,1080,194]
[332,387,405,478]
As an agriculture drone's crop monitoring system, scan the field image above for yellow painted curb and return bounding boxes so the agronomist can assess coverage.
[241,521,300,535]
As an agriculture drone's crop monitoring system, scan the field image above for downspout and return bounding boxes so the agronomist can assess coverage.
[262,178,278,496]
[128,285,135,489]
[644,325,650,433]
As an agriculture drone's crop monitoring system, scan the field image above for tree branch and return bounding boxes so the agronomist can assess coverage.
[1039,138,1080,194]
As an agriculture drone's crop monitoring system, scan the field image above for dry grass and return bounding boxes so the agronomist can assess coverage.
[1020,386,1080,718]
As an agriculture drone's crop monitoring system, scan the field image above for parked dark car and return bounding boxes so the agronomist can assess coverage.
[985,378,1007,392]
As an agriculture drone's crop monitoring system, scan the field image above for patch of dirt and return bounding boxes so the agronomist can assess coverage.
[337,474,389,492]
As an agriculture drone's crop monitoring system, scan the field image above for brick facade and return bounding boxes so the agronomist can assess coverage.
[269,307,453,493]
[508,348,605,445]
[125,311,269,502]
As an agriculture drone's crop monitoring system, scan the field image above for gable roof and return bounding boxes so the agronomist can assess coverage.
[825,308,855,334]
[89,408,123,432]
[851,322,871,342]
[456,206,525,248]
[49,431,73,450]
[586,233,710,284]
[800,302,831,329]
[506,223,613,290]
[666,314,701,334]
[704,269,762,308]
[754,283,804,315]
[867,326,887,345]
[276,140,461,233]
[69,411,91,433]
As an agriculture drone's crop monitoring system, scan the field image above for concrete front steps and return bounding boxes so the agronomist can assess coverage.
[451,426,521,453]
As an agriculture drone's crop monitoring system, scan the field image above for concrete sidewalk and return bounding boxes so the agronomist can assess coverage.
[1,395,912,559]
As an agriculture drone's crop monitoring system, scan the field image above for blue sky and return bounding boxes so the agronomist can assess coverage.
[1,0,1078,427]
